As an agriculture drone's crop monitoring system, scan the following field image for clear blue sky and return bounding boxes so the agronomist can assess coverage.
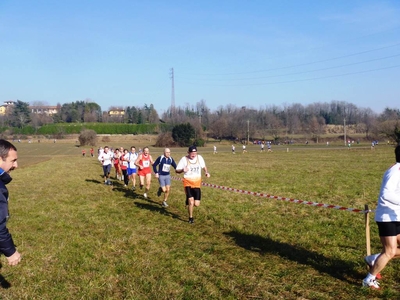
[1,0,399,115]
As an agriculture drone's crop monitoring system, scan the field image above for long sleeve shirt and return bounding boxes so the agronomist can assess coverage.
[153,155,177,176]
[98,151,113,166]
[0,169,16,257]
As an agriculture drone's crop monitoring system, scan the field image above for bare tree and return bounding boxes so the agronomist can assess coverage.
[209,116,228,139]
[360,108,377,138]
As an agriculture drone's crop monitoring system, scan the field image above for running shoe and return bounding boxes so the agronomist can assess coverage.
[162,201,168,207]
[188,217,194,224]
[362,278,380,289]
[143,193,147,199]
[157,187,162,197]
[364,256,382,280]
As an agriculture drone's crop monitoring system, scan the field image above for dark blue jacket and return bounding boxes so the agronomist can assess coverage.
[153,155,177,176]
[0,168,16,257]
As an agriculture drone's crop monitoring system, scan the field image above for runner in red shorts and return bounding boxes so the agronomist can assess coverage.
[135,146,154,199]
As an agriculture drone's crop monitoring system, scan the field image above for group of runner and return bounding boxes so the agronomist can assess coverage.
[98,145,210,224]
[98,146,139,188]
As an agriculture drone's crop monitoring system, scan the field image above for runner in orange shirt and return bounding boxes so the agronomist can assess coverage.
[176,145,210,224]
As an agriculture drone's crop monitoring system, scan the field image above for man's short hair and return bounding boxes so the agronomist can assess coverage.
[0,139,17,161]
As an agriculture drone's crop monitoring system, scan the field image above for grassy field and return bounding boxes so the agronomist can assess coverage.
[0,137,398,299]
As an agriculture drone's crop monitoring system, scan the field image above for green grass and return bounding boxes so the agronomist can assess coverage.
[1,141,398,299]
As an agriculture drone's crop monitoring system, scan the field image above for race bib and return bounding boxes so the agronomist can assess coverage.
[122,161,128,166]
[188,165,201,175]
[162,164,171,172]
[143,160,150,167]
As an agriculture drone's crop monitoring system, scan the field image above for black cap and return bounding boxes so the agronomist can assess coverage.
[188,145,197,152]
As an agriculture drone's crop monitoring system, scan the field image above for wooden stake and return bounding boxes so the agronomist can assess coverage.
[365,204,371,256]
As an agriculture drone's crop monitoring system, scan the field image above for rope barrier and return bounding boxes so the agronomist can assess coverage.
[171,176,373,214]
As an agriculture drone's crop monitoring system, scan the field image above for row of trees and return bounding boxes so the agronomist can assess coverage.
[0,100,160,128]
[2,99,400,143]
[162,100,400,142]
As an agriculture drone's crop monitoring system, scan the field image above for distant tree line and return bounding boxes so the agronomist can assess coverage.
[0,100,160,128]
[1,99,399,143]
[162,100,400,143]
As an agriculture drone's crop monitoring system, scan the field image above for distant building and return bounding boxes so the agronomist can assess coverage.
[108,109,125,116]
[0,106,7,115]
[3,100,15,106]
[30,106,59,115]
[0,101,15,115]
[0,101,60,116]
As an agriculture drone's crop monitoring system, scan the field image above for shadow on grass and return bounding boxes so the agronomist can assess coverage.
[133,201,184,222]
[224,231,363,284]
[129,191,186,222]
[85,179,103,184]
[85,178,186,221]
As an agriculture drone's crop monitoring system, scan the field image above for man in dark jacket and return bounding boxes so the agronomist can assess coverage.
[153,148,177,207]
[0,139,21,266]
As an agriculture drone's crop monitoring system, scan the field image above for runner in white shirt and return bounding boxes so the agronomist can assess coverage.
[98,146,114,185]
[124,146,138,190]
[176,145,210,224]
[363,145,400,289]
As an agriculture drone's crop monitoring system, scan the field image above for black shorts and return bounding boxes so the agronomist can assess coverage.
[184,187,201,202]
[376,221,400,237]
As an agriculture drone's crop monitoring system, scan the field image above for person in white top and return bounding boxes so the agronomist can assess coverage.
[176,145,210,224]
[362,145,400,289]
[125,146,138,190]
[242,144,247,153]
[98,146,114,185]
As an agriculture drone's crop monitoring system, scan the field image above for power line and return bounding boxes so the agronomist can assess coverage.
[181,42,400,76]
[181,64,400,87]
[169,68,175,110]
[180,53,400,82]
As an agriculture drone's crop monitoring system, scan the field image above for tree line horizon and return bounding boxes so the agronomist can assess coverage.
[2,99,400,143]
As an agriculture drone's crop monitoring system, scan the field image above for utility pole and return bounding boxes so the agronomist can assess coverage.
[344,117,346,146]
[169,68,175,113]
[247,120,250,145]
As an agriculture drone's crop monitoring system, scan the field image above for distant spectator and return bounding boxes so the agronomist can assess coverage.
[267,142,273,152]
[242,144,247,154]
